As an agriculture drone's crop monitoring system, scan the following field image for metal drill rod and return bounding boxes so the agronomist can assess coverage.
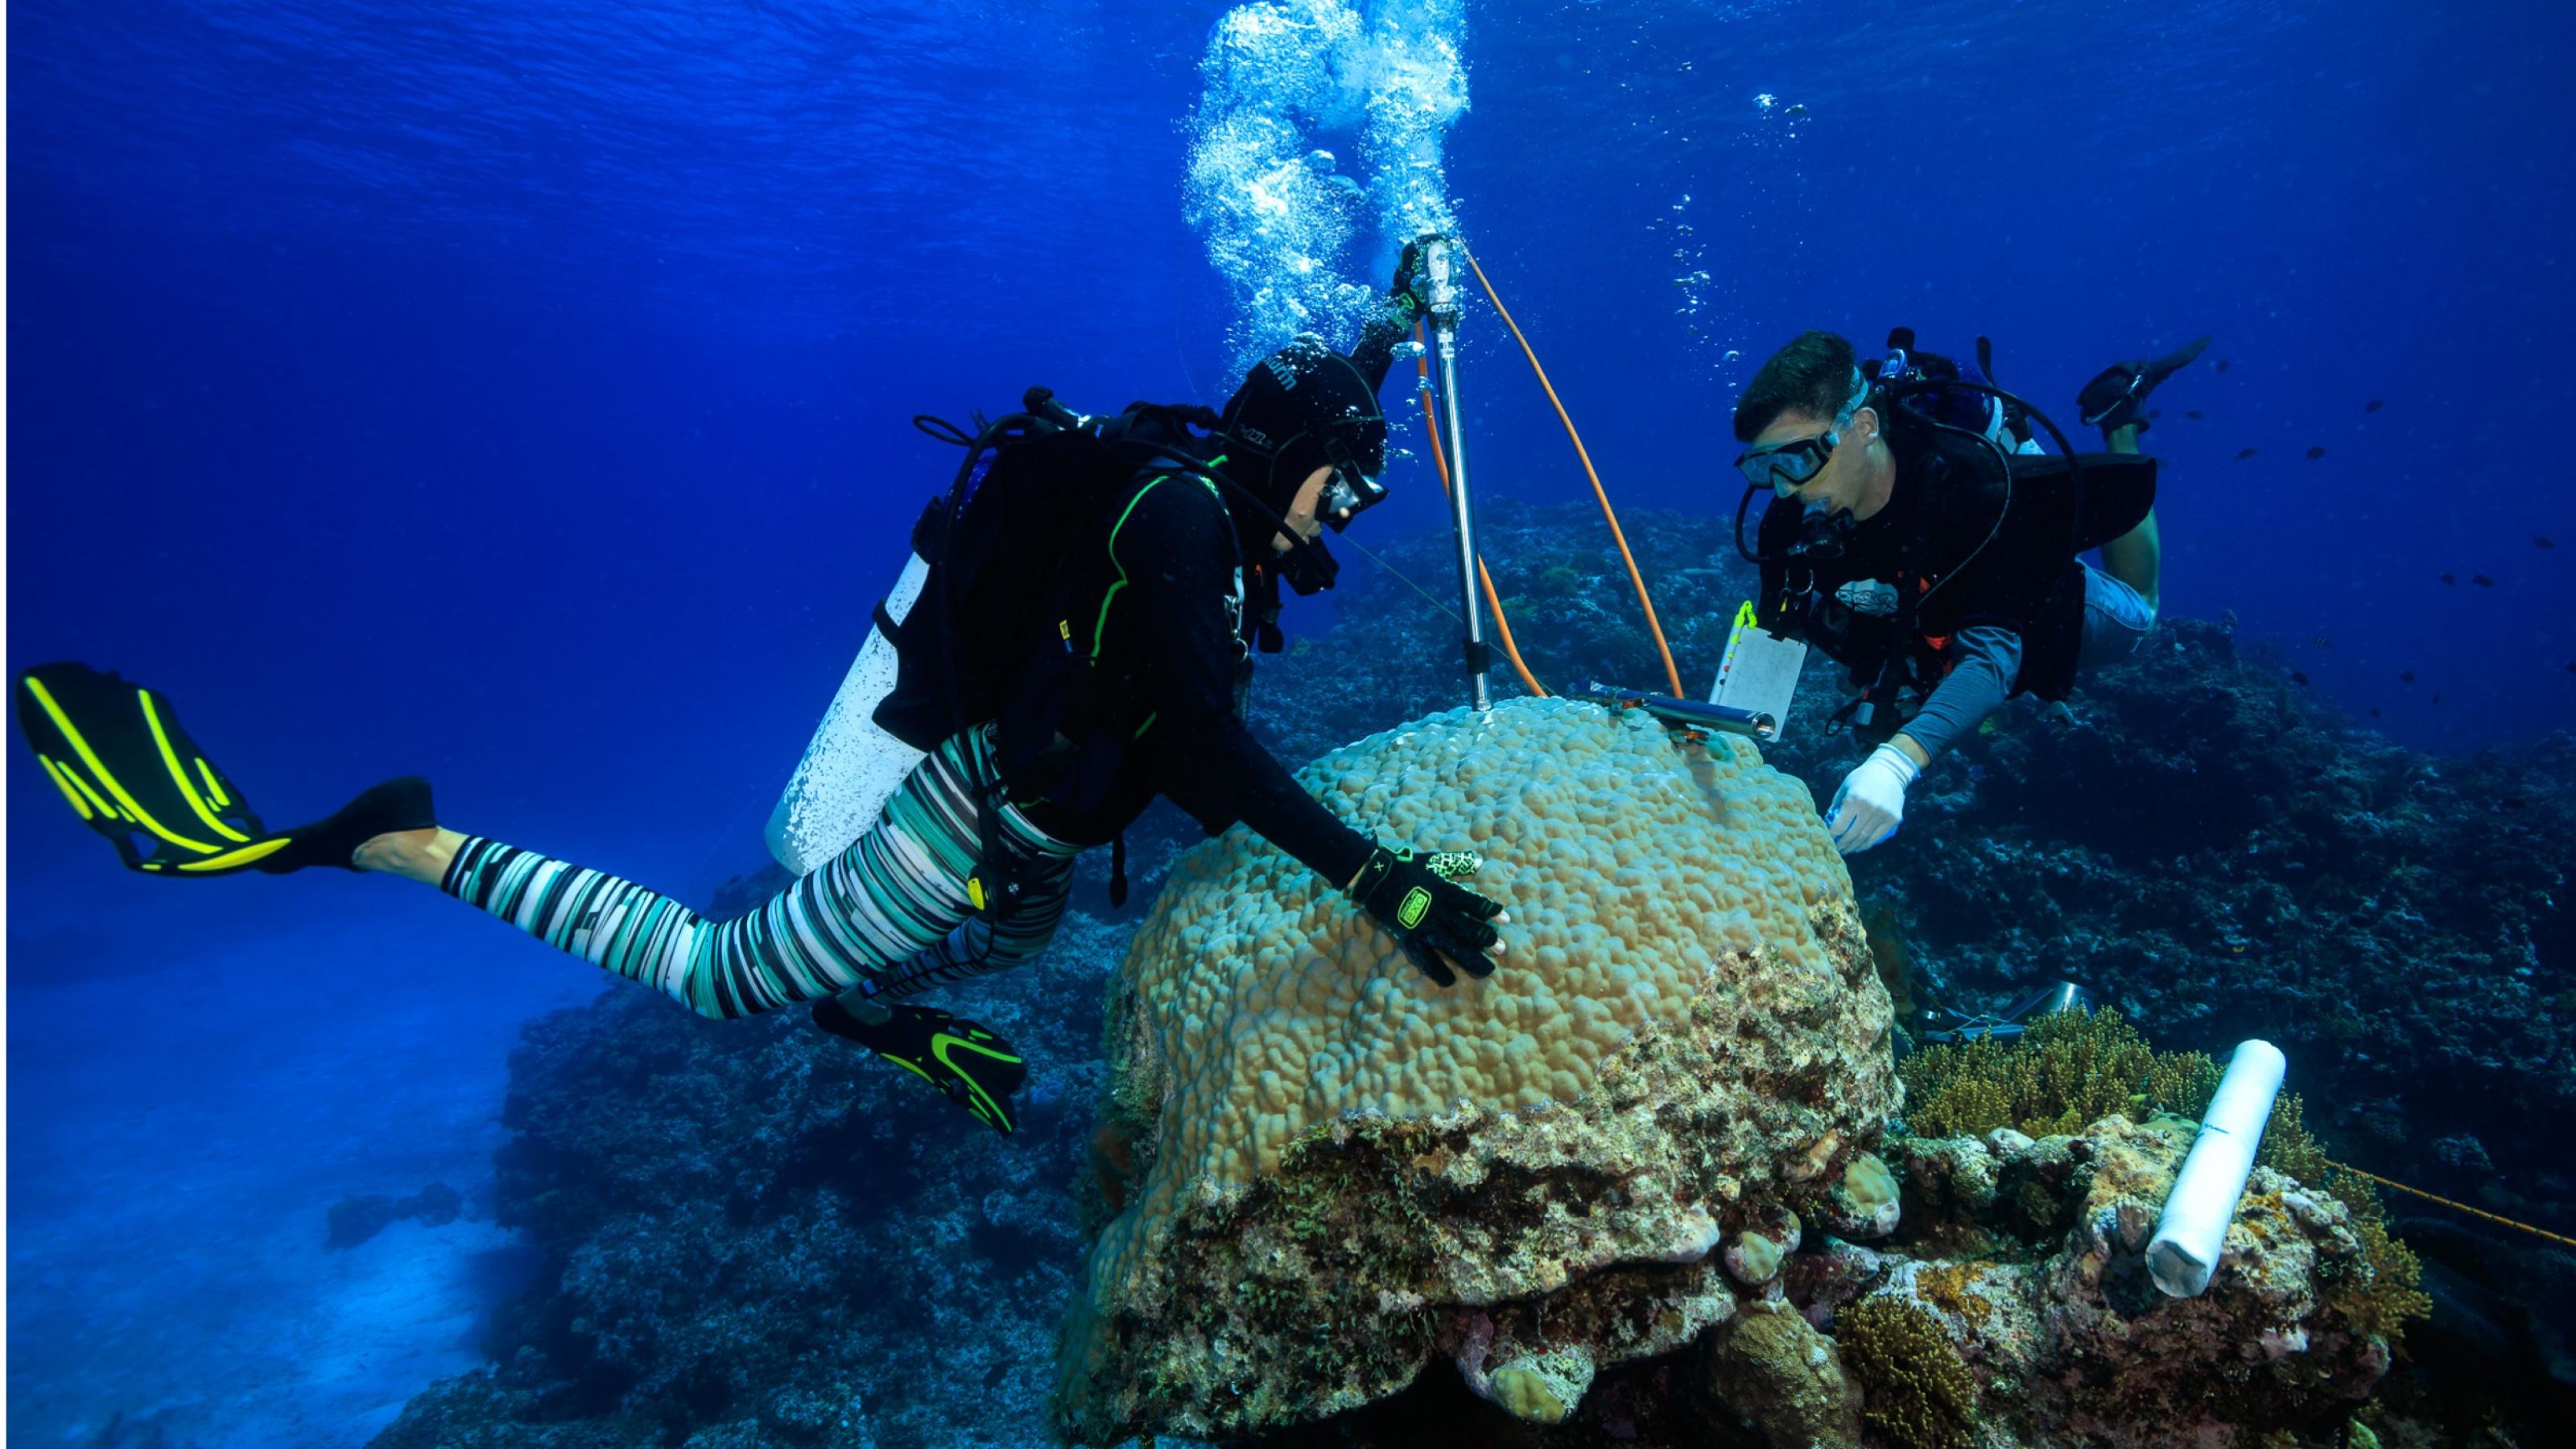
[1421,237,1491,712]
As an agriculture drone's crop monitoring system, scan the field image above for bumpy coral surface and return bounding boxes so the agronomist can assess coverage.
[1055,697,1901,1442]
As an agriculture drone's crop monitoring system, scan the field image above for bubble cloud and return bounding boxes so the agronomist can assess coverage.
[1187,0,1469,371]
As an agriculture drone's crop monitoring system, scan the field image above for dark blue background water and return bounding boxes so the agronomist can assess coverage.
[10,1,2572,1442]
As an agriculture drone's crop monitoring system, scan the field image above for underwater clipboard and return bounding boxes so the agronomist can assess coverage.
[1711,601,1806,742]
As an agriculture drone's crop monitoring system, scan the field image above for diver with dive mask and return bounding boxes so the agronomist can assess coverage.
[1724,328,2183,855]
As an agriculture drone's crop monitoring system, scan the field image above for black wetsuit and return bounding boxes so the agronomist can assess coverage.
[1759,418,2156,750]
[1005,461,1374,886]
[976,300,1418,889]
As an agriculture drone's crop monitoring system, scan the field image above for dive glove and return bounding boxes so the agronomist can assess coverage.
[812,997,1028,1136]
[1827,744,1918,855]
[1389,240,1430,318]
[1348,844,1506,987]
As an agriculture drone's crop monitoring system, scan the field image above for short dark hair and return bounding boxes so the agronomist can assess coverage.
[1733,330,1859,442]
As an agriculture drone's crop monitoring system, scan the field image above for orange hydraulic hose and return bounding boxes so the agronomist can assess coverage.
[1459,250,1686,700]
[1414,321,1549,698]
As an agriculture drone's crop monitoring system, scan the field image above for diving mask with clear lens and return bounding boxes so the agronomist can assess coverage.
[1734,430,1840,495]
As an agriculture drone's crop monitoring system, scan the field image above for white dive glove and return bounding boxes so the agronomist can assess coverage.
[1827,743,1919,855]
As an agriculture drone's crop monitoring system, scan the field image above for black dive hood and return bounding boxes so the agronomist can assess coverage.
[1214,336,1388,593]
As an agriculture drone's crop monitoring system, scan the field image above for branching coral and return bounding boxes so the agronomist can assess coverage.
[1899,1007,2219,1139]
[2253,1096,2433,1347]
[1834,1296,1976,1449]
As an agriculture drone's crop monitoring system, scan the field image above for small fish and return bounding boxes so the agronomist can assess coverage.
[2368,708,2382,718]
[2217,358,2231,373]
[2186,410,2205,419]
[2473,574,2496,588]
[2567,662,2576,675]
[2306,445,2328,460]
[2504,797,2529,811]
[2401,671,2417,683]
[2149,408,2163,419]
[2235,447,2259,460]
[2432,694,2442,704]
[2537,536,2557,550]
[2290,671,2310,686]
[2441,572,2458,585]
[2365,398,2385,413]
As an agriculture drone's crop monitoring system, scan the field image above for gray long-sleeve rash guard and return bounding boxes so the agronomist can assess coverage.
[1901,624,2021,759]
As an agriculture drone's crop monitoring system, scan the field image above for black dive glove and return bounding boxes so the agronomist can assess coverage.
[1389,239,1430,320]
[1348,844,1506,987]
[812,997,1028,1136]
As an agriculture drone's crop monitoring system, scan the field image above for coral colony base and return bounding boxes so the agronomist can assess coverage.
[367,508,2566,1449]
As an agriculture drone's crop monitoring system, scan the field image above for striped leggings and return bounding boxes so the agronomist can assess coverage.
[440,726,1084,1017]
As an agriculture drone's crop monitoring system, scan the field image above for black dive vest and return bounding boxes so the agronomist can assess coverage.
[1757,425,2157,707]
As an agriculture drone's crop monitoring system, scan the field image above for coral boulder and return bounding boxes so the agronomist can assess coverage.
[1054,698,1901,1442]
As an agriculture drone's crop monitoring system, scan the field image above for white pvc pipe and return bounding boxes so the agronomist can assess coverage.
[765,554,931,877]
[2146,1039,2289,1298]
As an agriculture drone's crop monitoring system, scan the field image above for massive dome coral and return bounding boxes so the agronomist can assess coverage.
[1055,697,1904,1443]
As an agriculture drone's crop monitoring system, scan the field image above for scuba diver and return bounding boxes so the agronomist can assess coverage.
[14,248,1508,1137]
[1729,328,2206,854]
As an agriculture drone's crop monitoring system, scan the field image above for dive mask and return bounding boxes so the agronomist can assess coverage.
[1734,431,1839,495]
[1732,365,1871,496]
[1316,437,1387,531]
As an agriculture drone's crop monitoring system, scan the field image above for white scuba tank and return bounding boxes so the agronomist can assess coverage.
[765,553,931,876]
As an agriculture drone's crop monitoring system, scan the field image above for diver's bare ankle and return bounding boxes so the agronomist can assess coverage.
[353,826,458,882]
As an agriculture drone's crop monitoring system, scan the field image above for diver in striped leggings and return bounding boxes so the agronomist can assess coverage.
[358,724,1079,1133]
[18,254,1512,1137]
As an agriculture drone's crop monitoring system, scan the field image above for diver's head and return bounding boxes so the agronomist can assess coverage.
[1732,330,1897,524]
[1216,334,1389,536]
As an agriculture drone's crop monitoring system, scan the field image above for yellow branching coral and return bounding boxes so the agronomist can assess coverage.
[1835,1296,1976,1449]
[2252,1095,2432,1347]
[1901,1007,2217,1139]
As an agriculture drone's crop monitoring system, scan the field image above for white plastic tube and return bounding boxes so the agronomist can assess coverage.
[2146,1039,2288,1298]
[765,555,931,877]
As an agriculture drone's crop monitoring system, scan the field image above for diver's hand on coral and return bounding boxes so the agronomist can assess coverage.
[1827,745,1918,855]
[1349,844,1507,988]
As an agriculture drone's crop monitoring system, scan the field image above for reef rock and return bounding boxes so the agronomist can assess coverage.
[1053,697,1902,1443]
[1870,1113,2389,1446]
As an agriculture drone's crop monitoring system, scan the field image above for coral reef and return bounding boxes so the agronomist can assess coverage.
[1897,1008,2430,1355]
[1876,1114,2390,1446]
[369,912,1140,1449]
[326,1180,463,1249]
[370,502,2567,1447]
[1697,1302,1865,1449]
[1282,502,2572,1246]
[1835,1296,1975,1449]
[1055,697,1901,1443]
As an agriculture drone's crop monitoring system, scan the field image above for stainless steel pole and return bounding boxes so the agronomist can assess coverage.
[1422,236,1492,712]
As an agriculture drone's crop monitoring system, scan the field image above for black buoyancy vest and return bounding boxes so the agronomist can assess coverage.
[1758,435,2157,702]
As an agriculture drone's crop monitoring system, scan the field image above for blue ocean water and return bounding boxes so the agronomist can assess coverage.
[7,0,2571,1443]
